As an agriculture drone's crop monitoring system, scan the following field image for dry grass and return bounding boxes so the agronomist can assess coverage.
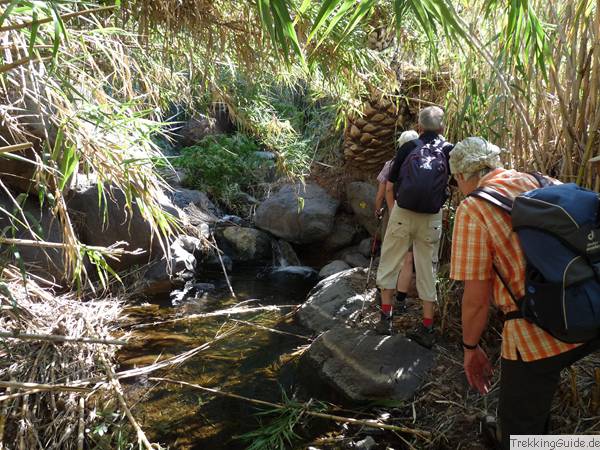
[0,267,124,449]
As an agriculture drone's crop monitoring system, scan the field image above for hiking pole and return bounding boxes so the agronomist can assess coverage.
[360,212,384,319]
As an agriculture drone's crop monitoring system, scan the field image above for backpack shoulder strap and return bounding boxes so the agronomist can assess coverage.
[469,187,513,214]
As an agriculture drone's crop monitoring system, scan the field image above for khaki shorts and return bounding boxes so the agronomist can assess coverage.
[376,205,442,302]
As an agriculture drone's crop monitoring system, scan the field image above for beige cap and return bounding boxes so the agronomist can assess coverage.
[449,137,503,175]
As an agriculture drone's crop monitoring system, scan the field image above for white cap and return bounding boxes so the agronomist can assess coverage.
[397,130,419,147]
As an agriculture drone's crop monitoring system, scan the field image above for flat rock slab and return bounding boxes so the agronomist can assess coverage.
[306,327,434,402]
[298,268,369,333]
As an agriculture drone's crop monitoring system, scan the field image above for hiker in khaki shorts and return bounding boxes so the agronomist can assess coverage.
[375,106,453,348]
[374,130,417,327]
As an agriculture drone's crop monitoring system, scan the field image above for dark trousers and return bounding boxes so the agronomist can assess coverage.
[499,340,600,450]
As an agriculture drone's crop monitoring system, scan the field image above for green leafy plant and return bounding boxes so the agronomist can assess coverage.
[236,391,327,450]
[176,133,273,208]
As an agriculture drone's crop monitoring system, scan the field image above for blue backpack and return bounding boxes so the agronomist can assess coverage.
[471,175,600,343]
[396,138,451,214]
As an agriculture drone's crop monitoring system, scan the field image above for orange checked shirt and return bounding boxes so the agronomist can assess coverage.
[450,168,580,361]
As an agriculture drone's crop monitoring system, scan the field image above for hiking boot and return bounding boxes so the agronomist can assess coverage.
[375,315,393,335]
[406,324,435,349]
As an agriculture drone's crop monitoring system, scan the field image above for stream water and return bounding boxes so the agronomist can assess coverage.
[119,267,320,449]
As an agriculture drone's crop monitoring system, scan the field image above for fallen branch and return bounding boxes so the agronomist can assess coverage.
[131,305,298,329]
[0,331,127,346]
[149,378,432,439]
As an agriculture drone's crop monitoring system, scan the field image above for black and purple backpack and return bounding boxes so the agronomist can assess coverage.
[395,138,451,213]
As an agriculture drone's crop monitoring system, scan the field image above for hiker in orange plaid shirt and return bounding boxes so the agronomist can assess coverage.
[449,137,599,449]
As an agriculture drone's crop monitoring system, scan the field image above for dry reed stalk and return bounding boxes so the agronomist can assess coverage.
[0,142,32,154]
[99,352,155,450]
[0,331,127,345]
[131,304,299,329]
[77,397,84,450]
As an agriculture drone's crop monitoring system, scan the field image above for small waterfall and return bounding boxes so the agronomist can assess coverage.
[272,239,289,267]
[271,239,301,268]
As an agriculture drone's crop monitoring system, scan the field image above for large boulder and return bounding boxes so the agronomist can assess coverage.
[170,188,221,220]
[255,184,339,244]
[0,192,66,282]
[346,182,378,235]
[220,226,271,262]
[306,327,435,402]
[323,214,361,251]
[298,268,370,333]
[67,182,177,271]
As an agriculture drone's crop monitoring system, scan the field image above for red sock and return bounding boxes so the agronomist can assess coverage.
[382,304,393,315]
[423,318,433,328]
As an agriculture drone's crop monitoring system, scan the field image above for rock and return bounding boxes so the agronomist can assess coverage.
[343,252,370,268]
[193,282,216,292]
[220,226,271,262]
[174,235,203,257]
[298,268,370,332]
[346,182,379,235]
[323,215,360,251]
[220,214,248,226]
[305,327,435,402]
[135,235,199,296]
[175,114,221,148]
[318,260,351,279]
[171,188,221,218]
[67,182,177,271]
[0,192,67,282]
[202,253,233,272]
[255,184,339,244]
[272,240,301,267]
[138,260,175,296]
[355,436,377,450]
[358,238,373,258]
[171,237,198,273]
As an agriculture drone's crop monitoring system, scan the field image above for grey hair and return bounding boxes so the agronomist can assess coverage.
[418,106,444,131]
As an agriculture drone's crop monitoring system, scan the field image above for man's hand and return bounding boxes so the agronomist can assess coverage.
[464,346,493,394]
